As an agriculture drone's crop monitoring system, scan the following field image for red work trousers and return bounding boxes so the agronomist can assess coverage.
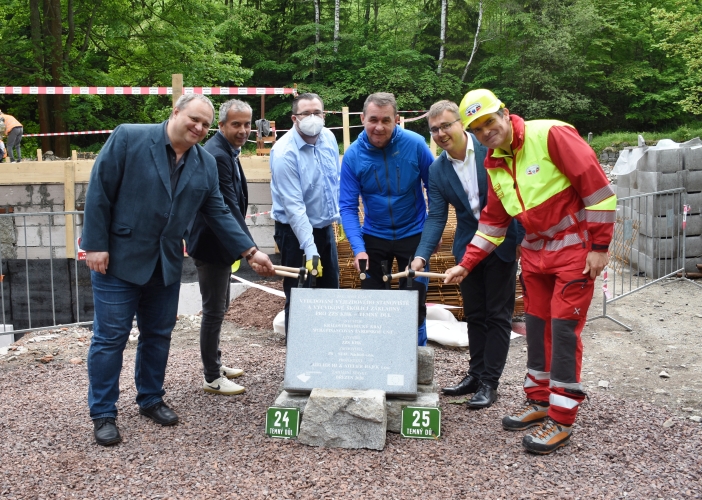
[520,245,594,426]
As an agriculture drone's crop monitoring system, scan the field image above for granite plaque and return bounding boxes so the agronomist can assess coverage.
[284,288,418,396]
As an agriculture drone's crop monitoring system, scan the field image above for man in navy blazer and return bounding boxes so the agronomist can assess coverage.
[82,94,275,446]
[188,99,255,396]
[411,100,523,409]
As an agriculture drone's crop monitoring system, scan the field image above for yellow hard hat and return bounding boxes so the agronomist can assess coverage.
[459,89,505,129]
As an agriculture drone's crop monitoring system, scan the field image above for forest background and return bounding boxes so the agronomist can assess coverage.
[0,0,700,158]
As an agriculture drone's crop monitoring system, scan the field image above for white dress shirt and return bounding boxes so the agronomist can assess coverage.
[446,132,481,220]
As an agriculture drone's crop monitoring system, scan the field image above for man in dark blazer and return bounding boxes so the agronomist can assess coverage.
[82,94,275,447]
[188,99,254,396]
[411,100,523,409]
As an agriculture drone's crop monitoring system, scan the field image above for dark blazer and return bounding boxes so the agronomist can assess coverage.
[187,131,254,266]
[415,133,523,264]
[81,122,255,286]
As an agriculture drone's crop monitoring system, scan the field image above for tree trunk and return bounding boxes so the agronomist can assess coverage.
[45,0,69,157]
[437,0,447,74]
[364,0,370,23]
[314,0,320,71]
[461,0,483,82]
[30,0,51,154]
[334,0,340,52]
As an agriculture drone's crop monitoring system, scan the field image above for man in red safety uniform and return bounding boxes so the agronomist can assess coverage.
[444,89,616,454]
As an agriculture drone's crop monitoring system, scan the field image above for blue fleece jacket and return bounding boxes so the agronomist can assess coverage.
[339,126,434,254]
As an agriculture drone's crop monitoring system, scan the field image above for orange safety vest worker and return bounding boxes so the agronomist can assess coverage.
[1,113,22,136]
[459,111,615,432]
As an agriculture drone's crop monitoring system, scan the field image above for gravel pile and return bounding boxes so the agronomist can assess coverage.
[1,323,700,499]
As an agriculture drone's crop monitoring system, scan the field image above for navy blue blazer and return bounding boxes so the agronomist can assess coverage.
[415,133,523,264]
[82,122,255,286]
[187,131,254,266]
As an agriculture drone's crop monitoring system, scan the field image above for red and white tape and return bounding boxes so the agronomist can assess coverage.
[602,265,612,299]
[0,86,295,96]
[25,130,113,138]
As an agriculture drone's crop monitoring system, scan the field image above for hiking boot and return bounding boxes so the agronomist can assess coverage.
[502,399,549,431]
[220,365,244,379]
[203,376,246,395]
[522,418,572,455]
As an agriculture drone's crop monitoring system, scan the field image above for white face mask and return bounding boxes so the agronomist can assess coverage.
[297,115,325,137]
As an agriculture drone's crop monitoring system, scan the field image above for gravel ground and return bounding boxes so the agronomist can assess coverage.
[1,280,701,499]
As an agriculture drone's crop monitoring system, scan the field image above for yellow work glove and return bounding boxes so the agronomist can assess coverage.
[231,260,241,273]
[337,223,346,242]
[305,258,323,278]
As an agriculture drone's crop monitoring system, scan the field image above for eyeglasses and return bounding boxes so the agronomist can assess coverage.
[429,119,460,135]
[294,111,325,118]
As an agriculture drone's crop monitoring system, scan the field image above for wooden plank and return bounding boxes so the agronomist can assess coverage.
[172,74,183,107]
[342,107,350,153]
[64,158,76,259]
[0,160,95,184]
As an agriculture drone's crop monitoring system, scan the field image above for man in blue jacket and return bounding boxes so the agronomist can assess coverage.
[410,100,523,408]
[340,92,434,345]
[187,99,255,396]
[82,94,275,447]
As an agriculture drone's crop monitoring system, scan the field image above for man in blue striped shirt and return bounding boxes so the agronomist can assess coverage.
[270,93,341,341]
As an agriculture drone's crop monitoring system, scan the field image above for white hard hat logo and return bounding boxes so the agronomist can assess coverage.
[465,103,482,116]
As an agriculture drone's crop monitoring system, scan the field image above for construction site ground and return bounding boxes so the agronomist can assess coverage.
[0,277,700,498]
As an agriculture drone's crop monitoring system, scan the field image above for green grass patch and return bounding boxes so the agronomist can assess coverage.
[587,123,702,156]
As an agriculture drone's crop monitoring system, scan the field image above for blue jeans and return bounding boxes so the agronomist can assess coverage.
[87,268,180,419]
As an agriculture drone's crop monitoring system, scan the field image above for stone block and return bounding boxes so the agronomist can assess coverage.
[683,146,702,172]
[274,390,310,414]
[642,148,682,173]
[615,186,630,199]
[298,389,386,450]
[685,171,702,192]
[633,234,676,259]
[417,346,434,385]
[30,184,64,206]
[630,250,679,279]
[634,171,687,193]
[48,226,67,247]
[247,225,275,253]
[246,205,274,226]
[616,171,634,189]
[0,186,30,206]
[51,246,67,259]
[386,393,439,434]
[417,381,438,393]
[687,192,702,215]
[247,182,273,204]
[16,226,42,247]
[621,205,681,238]
[685,214,702,237]
[683,235,702,257]
[17,246,52,259]
[13,206,51,227]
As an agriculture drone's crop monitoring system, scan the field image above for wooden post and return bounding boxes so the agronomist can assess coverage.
[342,107,351,153]
[260,95,265,119]
[172,74,183,107]
[399,116,405,129]
[64,151,77,259]
[37,149,43,162]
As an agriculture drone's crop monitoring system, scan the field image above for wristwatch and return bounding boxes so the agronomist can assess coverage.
[245,248,258,261]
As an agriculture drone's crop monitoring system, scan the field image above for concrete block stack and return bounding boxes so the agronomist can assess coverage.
[614,140,702,277]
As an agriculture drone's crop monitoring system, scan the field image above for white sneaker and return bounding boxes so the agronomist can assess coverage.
[203,376,246,395]
[220,365,244,379]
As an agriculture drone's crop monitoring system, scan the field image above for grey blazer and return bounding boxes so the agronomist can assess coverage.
[82,122,255,286]
[415,133,523,264]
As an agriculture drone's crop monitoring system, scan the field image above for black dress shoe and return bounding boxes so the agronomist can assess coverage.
[93,417,122,446]
[139,402,179,426]
[466,383,497,409]
[442,374,481,396]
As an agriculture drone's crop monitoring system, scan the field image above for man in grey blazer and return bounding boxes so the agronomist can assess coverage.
[411,100,523,409]
[82,94,275,446]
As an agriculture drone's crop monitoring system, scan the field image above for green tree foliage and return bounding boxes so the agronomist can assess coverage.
[0,0,700,154]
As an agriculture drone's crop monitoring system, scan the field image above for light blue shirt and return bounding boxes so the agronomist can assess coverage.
[270,126,340,257]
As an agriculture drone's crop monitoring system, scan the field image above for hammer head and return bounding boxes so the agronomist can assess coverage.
[359,258,367,280]
[309,255,319,287]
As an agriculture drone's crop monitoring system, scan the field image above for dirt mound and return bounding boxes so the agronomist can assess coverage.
[224,280,285,329]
